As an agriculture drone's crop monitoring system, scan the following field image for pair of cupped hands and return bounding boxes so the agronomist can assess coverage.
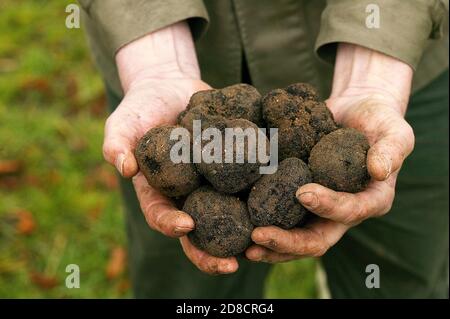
[103,25,414,274]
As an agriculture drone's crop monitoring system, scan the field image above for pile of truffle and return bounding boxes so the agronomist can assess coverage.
[135,83,370,257]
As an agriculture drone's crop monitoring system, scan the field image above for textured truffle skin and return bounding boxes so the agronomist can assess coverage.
[194,118,268,194]
[135,125,201,197]
[309,128,370,193]
[178,83,263,131]
[183,187,254,257]
[247,158,312,229]
[261,83,337,161]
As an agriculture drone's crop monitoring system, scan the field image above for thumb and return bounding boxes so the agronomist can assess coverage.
[367,121,414,181]
[103,109,139,178]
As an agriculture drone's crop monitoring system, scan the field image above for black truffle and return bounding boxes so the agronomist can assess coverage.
[308,128,370,193]
[247,158,312,229]
[178,83,263,131]
[194,118,269,194]
[135,125,201,197]
[261,83,337,161]
[183,187,254,257]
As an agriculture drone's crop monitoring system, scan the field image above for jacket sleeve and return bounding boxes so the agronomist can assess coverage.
[315,0,448,70]
[78,0,209,56]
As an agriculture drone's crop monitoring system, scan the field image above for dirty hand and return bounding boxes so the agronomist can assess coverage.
[103,22,238,274]
[246,44,415,263]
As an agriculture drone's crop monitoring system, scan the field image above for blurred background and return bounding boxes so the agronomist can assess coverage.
[0,0,317,298]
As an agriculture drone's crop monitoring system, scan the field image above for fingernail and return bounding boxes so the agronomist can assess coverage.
[378,154,392,179]
[115,153,125,176]
[298,192,318,208]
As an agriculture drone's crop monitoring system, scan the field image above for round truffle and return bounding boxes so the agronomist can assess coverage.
[178,83,263,131]
[135,125,201,197]
[308,128,370,193]
[194,118,269,194]
[183,187,254,257]
[247,158,312,229]
[261,83,338,161]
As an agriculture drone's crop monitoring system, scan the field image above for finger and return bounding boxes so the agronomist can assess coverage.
[133,173,194,237]
[251,219,349,257]
[367,121,414,181]
[297,180,395,225]
[103,108,140,178]
[246,245,297,263]
[180,236,239,274]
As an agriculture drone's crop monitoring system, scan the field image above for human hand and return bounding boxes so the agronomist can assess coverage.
[246,44,415,263]
[103,22,239,274]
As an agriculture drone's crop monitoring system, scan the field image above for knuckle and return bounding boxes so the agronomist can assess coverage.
[311,241,328,257]
[203,260,220,274]
[144,202,170,233]
[396,122,415,156]
[102,142,113,162]
[379,190,395,216]
[344,202,366,225]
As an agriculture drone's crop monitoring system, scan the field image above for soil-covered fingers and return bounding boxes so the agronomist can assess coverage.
[103,106,141,178]
[367,121,414,181]
[133,173,194,237]
[247,219,349,259]
[297,177,396,225]
[180,236,239,274]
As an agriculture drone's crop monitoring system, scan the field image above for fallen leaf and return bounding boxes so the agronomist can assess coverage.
[0,175,21,189]
[20,77,52,98]
[0,160,22,175]
[16,210,36,235]
[89,93,107,117]
[116,279,131,295]
[106,246,127,280]
[87,202,104,220]
[30,271,59,290]
[98,165,118,190]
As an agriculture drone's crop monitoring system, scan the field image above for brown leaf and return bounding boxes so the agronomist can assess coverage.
[89,93,107,117]
[106,246,127,280]
[20,77,52,97]
[98,165,118,190]
[0,175,21,189]
[87,203,104,220]
[0,160,22,175]
[30,271,59,290]
[116,279,131,295]
[16,210,36,235]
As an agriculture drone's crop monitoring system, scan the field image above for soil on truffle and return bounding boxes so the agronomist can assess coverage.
[135,125,201,197]
[194,118,269,194]
[308,128,370,193]
[247,158,312,229]
[178,83,263,131]
[262,83,338,161]
[183,186,254,257]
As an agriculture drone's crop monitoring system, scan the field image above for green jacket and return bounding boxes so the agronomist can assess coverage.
[80,0,448,98]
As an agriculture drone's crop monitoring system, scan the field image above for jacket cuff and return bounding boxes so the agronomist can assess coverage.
[80,0,209,57]
[315,0,447,70]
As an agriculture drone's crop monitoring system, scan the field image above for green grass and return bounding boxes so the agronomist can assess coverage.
[0,0,317,298]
